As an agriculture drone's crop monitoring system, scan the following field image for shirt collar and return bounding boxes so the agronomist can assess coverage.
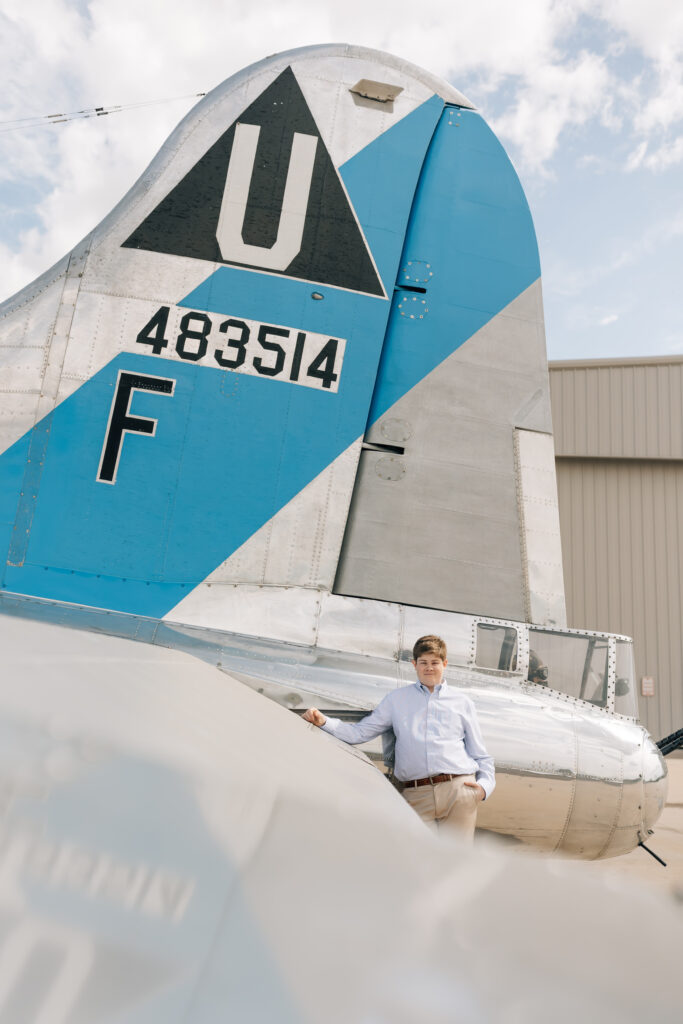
[416,680,448,696]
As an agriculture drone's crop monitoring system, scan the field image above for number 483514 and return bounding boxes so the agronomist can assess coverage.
[135,306,345,392]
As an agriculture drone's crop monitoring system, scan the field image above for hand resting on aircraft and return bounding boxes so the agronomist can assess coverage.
[303,708,327,727]
[303,705,485,800]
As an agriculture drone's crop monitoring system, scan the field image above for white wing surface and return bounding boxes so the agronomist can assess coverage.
[0,610,679,1022]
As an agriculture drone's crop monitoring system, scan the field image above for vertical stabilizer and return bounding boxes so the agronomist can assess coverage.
[0,46,564,627]
[333,106,566,624]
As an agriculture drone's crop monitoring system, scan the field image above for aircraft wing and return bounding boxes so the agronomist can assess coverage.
[0,608,680,1023]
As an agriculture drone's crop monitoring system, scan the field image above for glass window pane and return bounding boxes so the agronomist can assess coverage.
[476,624,518,671]
[615,640,638,717]
[581,640,609,707]
[528,630,609,707]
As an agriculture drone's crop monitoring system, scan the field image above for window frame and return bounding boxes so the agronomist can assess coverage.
[471,618,521,676]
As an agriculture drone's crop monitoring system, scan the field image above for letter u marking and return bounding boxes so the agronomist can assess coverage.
[216,122,318,270]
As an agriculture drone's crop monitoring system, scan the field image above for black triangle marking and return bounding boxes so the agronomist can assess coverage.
[123,67,385,297]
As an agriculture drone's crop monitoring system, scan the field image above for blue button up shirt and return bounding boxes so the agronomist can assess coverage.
[322,681,495,798]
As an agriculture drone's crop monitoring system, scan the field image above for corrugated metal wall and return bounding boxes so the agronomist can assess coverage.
[550,357,683,739]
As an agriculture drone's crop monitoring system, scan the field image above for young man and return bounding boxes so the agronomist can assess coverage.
[303,634,495,838]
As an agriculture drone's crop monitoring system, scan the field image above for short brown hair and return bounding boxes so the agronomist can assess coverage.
[412,634,447,661]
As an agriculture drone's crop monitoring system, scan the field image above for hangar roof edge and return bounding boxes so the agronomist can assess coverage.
[550,354,683,369]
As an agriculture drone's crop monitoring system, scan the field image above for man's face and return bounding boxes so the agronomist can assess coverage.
[413,653,447,690]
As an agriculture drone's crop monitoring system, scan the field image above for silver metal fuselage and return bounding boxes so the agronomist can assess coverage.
[207,607,666,861]
[4,588,665,860]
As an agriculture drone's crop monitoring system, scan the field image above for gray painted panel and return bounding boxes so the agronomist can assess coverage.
[338,552,526,619]
[383,353,548,440]
[410,458,518,522]
[339,488,522,570]
[336,282,559,621]
[403,418,518,475]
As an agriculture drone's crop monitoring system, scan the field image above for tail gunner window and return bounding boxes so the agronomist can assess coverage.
[528,630,609,708]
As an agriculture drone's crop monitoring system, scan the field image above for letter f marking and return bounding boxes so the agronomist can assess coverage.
[97,371,175,484]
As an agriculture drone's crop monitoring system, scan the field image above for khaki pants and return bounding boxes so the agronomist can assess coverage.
[402,774,478,840]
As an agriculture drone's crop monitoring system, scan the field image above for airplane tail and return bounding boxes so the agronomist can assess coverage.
[0,44,565,629]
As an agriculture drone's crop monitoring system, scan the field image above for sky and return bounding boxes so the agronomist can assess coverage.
[1,0,683,361]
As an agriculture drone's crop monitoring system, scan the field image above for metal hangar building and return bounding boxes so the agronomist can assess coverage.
[549,354,683,741]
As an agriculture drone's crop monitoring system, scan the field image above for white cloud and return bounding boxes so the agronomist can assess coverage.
[625,139,648,170]
[588,0,683,168]
[599,314,618,325]
[640,135,683,170]
[595,0,683,61]
[3,0,683,302]
[490,50,611,172]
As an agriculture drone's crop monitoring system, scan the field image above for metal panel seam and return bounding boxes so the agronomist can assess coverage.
[5,246,90,570]
[513,430,532,622]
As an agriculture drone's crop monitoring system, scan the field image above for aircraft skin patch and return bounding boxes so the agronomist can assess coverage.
[123,66,385,297]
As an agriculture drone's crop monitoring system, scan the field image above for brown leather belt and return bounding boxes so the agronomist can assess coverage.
[404,773,463,788]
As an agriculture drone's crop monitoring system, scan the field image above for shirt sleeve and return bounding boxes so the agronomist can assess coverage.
[462,698,496,799]
[321,694,394,745]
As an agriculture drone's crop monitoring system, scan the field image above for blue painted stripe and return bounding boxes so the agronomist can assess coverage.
[0,432,31,570]
[339,93,444,292]
[4,341,380,614]
[7,413,53,565]
[368,107,541,425]
[0,96,444,615]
